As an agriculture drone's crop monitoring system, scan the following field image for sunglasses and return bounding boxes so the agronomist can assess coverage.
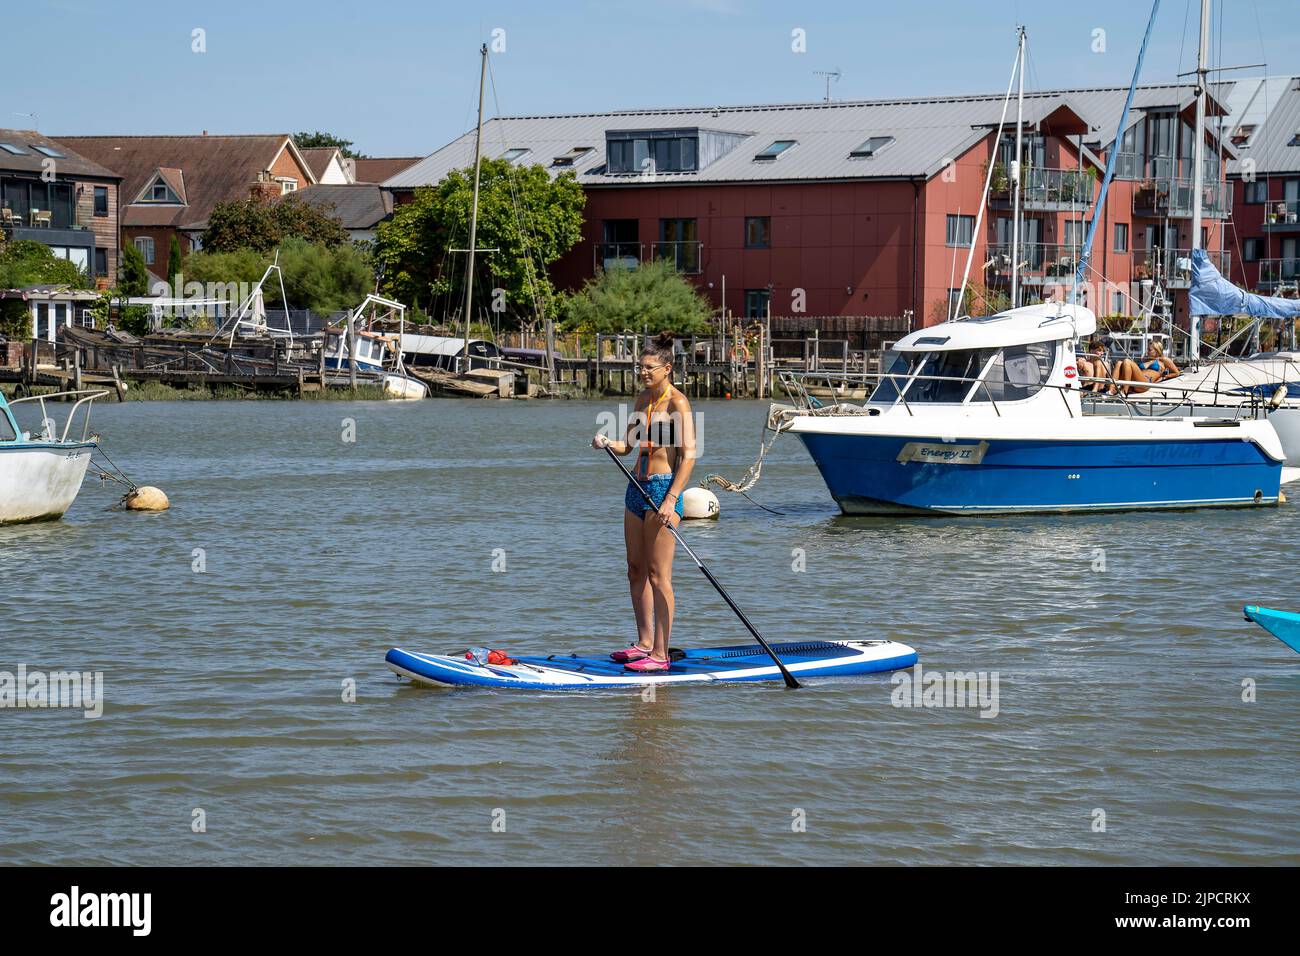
[635,362,670,372]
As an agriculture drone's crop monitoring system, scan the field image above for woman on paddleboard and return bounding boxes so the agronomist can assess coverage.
[592,331,697,672]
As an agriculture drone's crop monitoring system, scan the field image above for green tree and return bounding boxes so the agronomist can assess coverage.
[117,241,151,297]
[373,159,585,324]
[294,131,365,159]
[202,195,348,254]
[560,259,713,335]
[183,237,373,313]
[166,234,183,289]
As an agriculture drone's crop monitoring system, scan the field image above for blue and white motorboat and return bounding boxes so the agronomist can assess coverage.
[0,389,104,524]
[782,303,1285,515]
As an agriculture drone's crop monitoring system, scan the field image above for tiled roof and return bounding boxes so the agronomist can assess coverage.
[54,134,301,230]
[295,184,393,229]
[0,128,122,180]
[353,156,423,184]
[299,147,341,181]
[387,83,1234,189]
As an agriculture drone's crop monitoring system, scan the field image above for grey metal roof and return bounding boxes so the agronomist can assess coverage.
[1225,76,1300,175]
[387,83,1231,190]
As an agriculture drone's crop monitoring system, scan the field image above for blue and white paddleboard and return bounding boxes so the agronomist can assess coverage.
[386,639,918,690]
[1244,605,1300,655]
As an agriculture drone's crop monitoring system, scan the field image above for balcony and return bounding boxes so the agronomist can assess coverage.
[649,240,702,274]
[985,243,1083,286]
[1262,201,1300,232]
[1134,247,1230,288]
[1132,177,1231,220]
[990,167,1097,211]
[594,242,643,272]
[1257,258,1300,290]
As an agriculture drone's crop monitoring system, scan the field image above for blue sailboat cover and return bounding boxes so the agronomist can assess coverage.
[1189,248,1300,319]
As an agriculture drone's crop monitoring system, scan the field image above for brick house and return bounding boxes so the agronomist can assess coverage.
[388,84,1233,337]
[1225,76,1300,296]
[0,128,122,289]
[54,134,317,282]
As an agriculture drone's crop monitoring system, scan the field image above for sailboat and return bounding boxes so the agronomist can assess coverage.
[1079,0,1300,465]
[321,294,430,399]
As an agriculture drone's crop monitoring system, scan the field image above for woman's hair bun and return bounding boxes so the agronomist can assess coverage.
[641,330,676,364]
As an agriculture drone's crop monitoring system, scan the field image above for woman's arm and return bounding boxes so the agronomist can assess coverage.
[591,396,645,453]
[1160,357,1180,378]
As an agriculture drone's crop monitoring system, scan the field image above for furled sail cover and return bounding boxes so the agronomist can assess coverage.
[1189,248,1300,318]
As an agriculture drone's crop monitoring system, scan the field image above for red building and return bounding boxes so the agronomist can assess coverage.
[389,84,1234,337]
[1226,76,1300,297]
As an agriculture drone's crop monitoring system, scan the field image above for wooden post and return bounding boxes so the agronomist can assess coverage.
[544,317,556,388]
[347,312,358,390]
[73,347,83,392]
[318,340,326,386]
[594,334,601,395]
[111,364,126,402]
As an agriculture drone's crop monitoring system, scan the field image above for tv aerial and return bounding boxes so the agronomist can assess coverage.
[813,69,841,102]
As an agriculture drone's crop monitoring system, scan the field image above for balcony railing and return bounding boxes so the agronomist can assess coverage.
[1257,258,1300,287]
[990,167,1096,209]
[1134,247,1230,288]
[1263,201,1300,229]
[1132,177,1231,219]
[985,243,1084,284]
[594,242,643,272]
[649,240,702,274]
[1115,153,1220,183]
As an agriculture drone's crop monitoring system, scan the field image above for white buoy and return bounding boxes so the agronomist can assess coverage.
[124,486,170,512]
[681,487,720,520]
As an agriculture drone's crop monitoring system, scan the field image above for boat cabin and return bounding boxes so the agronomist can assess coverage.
[400,334,502,372]
[867,303,1097,414]
[322,327,394,372]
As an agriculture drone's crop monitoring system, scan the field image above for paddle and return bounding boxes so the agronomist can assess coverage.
[601,443,800,689]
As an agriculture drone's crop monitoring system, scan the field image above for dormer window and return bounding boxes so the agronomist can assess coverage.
[1289,132,1300,148]
[552,146,594,167]
[606,130,699,173]
[140,173,182,204]
[754,140,796,161]
[850,136,895,159]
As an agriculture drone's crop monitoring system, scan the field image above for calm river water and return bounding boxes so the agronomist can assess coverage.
[1,398,1297,865]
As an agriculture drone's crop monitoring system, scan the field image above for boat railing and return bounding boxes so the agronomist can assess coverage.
[6,389,109,443]
[779,368,1283,421]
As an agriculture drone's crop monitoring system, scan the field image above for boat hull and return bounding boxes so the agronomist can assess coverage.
[1085,398,1300,465]
[797,430,1282,515]
[0,441,97,524]
[1243,605,1300,655]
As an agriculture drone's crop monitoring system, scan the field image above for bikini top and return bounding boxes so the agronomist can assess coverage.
[636,386,676,475]
[1139,358,1162,372]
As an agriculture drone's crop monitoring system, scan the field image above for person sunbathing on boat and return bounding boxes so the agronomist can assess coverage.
[1076,341,1111,393]
[591,331,697,673]
[1111,343,1179,395]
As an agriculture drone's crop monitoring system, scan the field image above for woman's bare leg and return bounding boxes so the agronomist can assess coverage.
[643,512,677,660]
[624,508,653,650]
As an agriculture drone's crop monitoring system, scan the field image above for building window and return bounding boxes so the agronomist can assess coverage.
[947,288,963,317]
[850,136,895,159]
[502,147,530,163]
[94,186,108,217]
[279,179,297,194]
[1243,238,1263,262]
[606,132,698,174]
[1064,219,1084,249]
[1113,223,1129,253]
[657,218,699,271]
[1244,180,1268,204]
[151,182,170,201]
[946,214,974,247]
[1111,289,1126,315]
[745,216,770,249]
[135,236,155,264]
[744,289,770,318]
[94,248,107,276]
[754,140,796,161]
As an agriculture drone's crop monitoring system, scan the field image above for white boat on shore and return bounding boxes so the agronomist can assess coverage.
[0,389,106,524]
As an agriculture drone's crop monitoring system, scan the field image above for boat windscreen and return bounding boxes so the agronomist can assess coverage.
[868,351,917,403]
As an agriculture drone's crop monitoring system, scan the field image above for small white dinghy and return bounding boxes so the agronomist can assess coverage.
[0,389,106,524]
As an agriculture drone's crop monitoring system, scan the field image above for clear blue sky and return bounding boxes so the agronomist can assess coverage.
[10,0,1297,157]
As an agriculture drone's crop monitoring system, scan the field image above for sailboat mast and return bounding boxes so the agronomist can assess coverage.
[462,43,488,372]
[1010,26,1026,310]
[1189,0,1210,359]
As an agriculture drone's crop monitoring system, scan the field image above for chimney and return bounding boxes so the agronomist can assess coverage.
[249,169,280,203]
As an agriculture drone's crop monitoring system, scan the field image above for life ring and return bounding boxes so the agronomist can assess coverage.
[734,343,751,363]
